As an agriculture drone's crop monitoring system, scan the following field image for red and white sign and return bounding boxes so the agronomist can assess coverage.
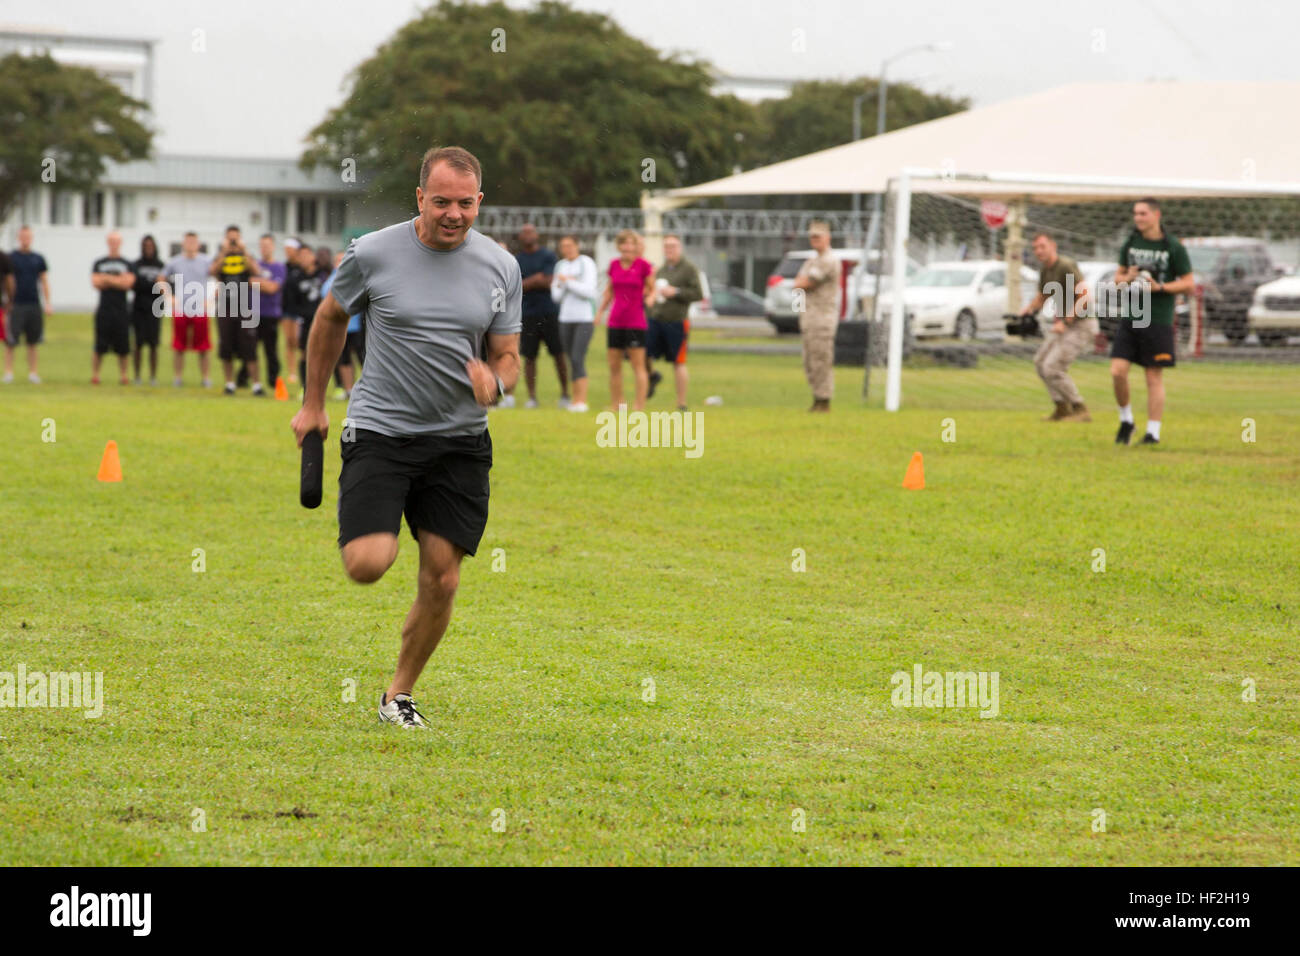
[980,200,1009,229]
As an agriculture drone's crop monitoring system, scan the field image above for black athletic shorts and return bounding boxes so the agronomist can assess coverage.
[1111,321,1176,368]
[520,312,563,360]
[131,309,161,349]
[216,314,258,363]
[337,427,493,556]
[607,326,647,351]
[646,318,689,364]
[94,308,131,356]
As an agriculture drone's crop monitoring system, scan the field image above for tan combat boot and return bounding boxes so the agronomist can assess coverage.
[1043,400,1069,421]
[1064,402,1092,422]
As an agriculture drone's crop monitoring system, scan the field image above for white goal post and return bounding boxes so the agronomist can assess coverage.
[882,167,1300,411]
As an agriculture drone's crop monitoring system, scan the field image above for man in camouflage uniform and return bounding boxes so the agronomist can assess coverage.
[793,220,841,412]
[1018,231,1096,422]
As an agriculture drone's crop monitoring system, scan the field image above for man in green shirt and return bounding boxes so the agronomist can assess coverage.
[646,234,702,410]
[1111,198,1194,445]
[1018,231,1095,422]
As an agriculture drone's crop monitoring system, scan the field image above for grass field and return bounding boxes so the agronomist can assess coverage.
[2,315,1297,865]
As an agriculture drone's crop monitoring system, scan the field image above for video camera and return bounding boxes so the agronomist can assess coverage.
[1004,312,1042,338]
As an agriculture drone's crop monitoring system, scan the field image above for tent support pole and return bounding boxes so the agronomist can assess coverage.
[1005,198,1026,316]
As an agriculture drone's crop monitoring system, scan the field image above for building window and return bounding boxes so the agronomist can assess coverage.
[84,191,105,227]
[296,197,318,234]
[50,191,75,225]
[114,191,137,228]
[325,199,347,235]
[269,196,288,233]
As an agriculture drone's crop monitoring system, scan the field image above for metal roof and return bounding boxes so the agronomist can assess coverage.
[101,154,360,195]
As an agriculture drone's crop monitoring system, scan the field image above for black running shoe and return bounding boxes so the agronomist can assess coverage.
[378,692,429,729]
[1115,421,1135,445]
[647,370,662,399]
[1140,433,1159,445]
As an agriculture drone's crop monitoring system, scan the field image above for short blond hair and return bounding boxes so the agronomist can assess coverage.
[615,228,642,247]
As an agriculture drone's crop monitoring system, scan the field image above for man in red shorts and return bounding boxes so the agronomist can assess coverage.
[160,231,213,387]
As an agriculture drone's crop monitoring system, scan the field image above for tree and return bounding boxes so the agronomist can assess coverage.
[0,53,152,225]
[303,0,758,209]
[752,78,969,167]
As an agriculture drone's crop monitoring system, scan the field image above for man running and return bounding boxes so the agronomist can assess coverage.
[1018,231,1093,422]
[1112,198,1193,445]
[290,146,521,729]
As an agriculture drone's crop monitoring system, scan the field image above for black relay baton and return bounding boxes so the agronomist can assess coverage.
[300,430,324,509]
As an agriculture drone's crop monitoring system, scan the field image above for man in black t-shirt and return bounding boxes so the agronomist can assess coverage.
[514,224,567,407]
[91,232,136,385]
[208,224,264,395]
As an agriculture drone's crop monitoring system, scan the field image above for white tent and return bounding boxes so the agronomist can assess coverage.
[665,82,1300,203]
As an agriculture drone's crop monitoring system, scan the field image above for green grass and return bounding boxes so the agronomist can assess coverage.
[1,315,1297,865]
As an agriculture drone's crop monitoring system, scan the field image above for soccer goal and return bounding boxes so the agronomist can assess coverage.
[867,168,1300,413]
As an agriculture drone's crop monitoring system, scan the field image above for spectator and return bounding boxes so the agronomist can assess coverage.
[515,223,568,408]
[249,233,286,388]
[4,225,50,385]
[292,245,326,391]
[646,234,702,410]
[280,237,304,383]
[209,225,264,396]
[160,231,213,387]
[595,229,654,411]
[90,231,135,385]
[792,220,841,412]
[550,234,598,413]
[130,235,165,385]
[320,250,362,399]
[0,246,11,346]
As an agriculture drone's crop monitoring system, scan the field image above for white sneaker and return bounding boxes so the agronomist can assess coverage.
[525,398,539,409]
[27,372,41,385]
[173,377,184,387]
[1,373,12,384]
[567,402,589,413]
[378,692,429,729]
[498,394,516,408]
[557,396,571,409]
[149,378,159,387]
[202,378,212,389]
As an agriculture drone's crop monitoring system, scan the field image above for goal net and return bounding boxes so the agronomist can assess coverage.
[863,171,1300,415]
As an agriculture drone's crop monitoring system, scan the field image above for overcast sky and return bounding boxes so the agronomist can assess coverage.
[15,0,1300,159]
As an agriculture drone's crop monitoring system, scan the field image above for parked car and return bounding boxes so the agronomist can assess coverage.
[880,260,1038,340]
[1182,237,1286,345]
[851,251,923,317]
[686,271,715,321]
[1247,275,1300,346]
[706,283,767,318]
[764,249,860,334]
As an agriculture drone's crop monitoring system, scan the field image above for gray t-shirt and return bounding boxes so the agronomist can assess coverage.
[330,222,522,437]
[161,254,212,316]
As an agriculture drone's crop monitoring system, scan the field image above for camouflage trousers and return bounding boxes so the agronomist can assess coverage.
[800,315,836,401]
[1034,319,1097,406]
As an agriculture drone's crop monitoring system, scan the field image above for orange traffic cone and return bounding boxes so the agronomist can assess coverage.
[902,451,924,490]
[97,440,123,482]
[274,376,289,401]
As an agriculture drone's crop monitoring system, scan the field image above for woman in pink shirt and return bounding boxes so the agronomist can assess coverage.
[596,229,655,410]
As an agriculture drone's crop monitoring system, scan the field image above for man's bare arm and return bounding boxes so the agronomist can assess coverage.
[303,293,350,410]
[486,332,520,392]
[1159,272,1195,295]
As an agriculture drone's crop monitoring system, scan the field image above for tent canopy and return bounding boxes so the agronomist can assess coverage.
[666,82,1300,203]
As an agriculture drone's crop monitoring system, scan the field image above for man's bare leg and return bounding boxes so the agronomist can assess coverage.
[1110,357,1131,408]
[553,352,569,399]
[1145,366,1164,422]
[386,530,463,700]
[524,355,538,401]
[674,362,688,407]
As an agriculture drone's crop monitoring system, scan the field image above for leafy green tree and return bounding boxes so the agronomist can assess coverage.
[0,52,152,224]
[304,0,758,209]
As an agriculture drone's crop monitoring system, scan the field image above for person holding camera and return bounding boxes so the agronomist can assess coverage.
[1018,231,1094,422]
[209,224,264,395]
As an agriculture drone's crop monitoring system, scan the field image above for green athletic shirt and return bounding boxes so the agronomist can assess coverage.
[1117,231,1192,326]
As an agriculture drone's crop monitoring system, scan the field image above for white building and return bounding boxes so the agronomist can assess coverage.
[0,26,399,310]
